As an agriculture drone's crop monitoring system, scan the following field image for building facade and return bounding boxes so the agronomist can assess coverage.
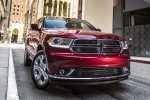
[30,0,74,22]
[9,0,25,43]
[0,0,5,41]
[0,0,9,42]
[122,0,150,57]
[24,0,32,41]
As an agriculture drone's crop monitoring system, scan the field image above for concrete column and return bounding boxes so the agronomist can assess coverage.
[4,0,12,43]
[37,0,44,19]
[0,1,5,32]
[46,6,49,14]
[51,0,55,15]
[70,0,73,17]
[82,0,113,33]
[61,2,64,16]
[0,18,6,31]
[56,0,59,16]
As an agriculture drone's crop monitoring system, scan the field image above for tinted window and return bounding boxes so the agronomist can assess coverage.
[44,18,96,31]
[45,20,67,28]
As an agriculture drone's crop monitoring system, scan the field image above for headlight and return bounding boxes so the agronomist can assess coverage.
[48,37,73,48]
[121,41,128,49]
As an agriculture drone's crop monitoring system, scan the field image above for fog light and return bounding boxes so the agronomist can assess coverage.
[56,69,75,76]
[59,69,65,75]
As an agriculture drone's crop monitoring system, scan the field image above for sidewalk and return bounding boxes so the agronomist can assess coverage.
[0,43,20,100]
[0,46,10,100]
[131,56,150,64]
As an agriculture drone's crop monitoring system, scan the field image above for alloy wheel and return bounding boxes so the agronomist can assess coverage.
[33,54,49,86]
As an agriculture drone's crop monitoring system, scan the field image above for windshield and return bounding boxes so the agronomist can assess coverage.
[44,18,96,31]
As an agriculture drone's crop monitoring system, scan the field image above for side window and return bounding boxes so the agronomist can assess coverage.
[81,23,91,30]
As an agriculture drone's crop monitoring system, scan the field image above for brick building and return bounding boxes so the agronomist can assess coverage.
[9,0,25,43]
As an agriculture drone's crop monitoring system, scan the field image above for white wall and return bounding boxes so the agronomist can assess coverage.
[82,0,113,33]
[10,23,24,43]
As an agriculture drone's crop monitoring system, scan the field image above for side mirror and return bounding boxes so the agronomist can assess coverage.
[31,24,39,31]
[96,28,101,32]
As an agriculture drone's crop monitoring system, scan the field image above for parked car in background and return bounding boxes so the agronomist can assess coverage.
[24,16,130,89]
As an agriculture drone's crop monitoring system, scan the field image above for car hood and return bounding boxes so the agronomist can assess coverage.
[43,29,124,41]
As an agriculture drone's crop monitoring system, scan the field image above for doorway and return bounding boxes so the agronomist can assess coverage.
[11,29,19,43]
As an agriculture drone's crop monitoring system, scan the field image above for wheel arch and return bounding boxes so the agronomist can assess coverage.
[36,44,45,52]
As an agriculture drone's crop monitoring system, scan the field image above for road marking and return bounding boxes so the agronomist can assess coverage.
[7,48,19,100]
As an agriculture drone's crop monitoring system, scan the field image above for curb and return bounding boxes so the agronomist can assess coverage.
[131,59,150,64]
[6,48,19,100]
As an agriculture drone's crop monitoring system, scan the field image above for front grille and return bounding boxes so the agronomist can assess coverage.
[71,39,122,54]
[72,47,99,53]
[76,67,120,77]
[101,40,121,53]
[74,40,98,45]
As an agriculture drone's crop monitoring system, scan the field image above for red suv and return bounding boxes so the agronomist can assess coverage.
[24,16,130,89]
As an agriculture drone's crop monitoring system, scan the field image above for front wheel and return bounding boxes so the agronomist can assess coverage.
[31,51,49,89]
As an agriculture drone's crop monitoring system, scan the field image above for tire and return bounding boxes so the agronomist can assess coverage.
[24,48,32,66]
[31,51,49,89]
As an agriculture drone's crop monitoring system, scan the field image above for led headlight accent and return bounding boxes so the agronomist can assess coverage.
[121,41,128,49]
[48,37,74,48]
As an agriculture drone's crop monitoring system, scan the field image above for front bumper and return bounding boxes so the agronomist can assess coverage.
[49,73,130,85]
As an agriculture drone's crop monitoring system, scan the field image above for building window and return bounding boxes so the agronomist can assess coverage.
[13,9,15,11]
[14,5,16,7]
[13,13,15,15]
[17,13,19,15]
[18,5,20,7]
[17,9,19,11]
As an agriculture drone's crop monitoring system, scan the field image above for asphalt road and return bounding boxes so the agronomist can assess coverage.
[12,48,150,100]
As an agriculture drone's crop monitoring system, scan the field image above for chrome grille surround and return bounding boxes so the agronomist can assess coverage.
[70,39,122,54]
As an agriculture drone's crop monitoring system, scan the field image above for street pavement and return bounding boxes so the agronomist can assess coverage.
[0,43,24,100]
[12,48,150,100]
[1,43,150,100]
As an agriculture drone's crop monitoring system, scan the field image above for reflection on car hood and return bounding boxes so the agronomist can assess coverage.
[42,28,124,40]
